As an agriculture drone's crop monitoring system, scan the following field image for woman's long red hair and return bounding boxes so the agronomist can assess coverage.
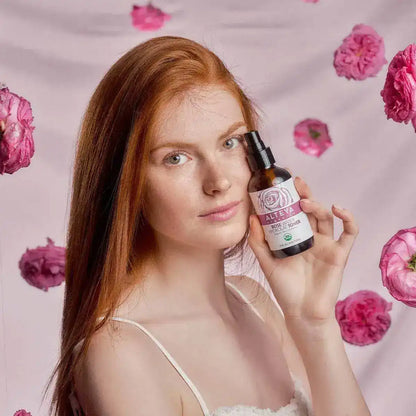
[42,35,264,416]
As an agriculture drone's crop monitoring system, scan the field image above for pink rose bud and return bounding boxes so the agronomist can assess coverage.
[293,118,333,157]
[380,44,416,132]
[335,290,393,346]
[18,237,66,292]
[0,86,35,175]
[130,3,171,31]
[333,24,387,81]
[379,226,416,307]
[13,410,32,416]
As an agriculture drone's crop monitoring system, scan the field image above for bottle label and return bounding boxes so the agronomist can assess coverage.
[249,177,314,251]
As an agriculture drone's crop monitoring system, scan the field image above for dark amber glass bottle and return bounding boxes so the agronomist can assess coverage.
[244,130,314,258]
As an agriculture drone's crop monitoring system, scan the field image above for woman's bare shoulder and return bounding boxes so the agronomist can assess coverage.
[73,320,183,416]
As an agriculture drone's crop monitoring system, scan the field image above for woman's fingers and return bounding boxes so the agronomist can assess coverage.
[293,175,317,231]
[294,176,313,200]
[292,172,333,237]
[284,169,358,250]
[332,205,359,252]
[300,199,334,237]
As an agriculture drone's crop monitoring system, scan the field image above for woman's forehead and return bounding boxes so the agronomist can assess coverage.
[150,120,247,154]
[154,88,244,138]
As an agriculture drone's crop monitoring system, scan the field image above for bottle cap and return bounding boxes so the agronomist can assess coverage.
[243,130,275,171]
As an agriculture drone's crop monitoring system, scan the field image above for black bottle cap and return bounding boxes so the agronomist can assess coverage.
[243,130,275,171]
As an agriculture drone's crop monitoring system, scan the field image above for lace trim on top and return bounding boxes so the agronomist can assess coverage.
[68,372,313,416]
[210,373,313,416]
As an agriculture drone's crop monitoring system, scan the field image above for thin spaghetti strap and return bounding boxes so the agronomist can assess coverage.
[97,316,211,416]
[225,280,265,322]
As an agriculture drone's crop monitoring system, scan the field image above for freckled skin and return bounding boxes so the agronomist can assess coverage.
[144,86,252,254]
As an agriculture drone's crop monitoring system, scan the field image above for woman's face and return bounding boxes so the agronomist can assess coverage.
[144,85,253,251]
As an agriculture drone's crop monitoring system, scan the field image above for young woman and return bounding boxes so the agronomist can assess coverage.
[43,35,371,416]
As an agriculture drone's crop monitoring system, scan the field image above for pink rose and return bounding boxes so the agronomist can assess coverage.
[302,0,319,2]
[293,118,333,157]
[18,237,66,292]
[13,411,32,416]
[0,86,35,175]
[335,290,393,346]
[379,226,416,307]
[380,44,416,132]
[130,3,171,31]
[333,24,387,81]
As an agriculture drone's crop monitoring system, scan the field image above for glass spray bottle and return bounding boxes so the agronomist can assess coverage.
[244,130,314,258]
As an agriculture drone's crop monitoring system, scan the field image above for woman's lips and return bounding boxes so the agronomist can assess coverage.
[199,202,240,221]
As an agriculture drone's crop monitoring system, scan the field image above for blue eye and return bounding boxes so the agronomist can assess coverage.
[224,136,242,149]
[164,153,186,166]
[162,136,244,167]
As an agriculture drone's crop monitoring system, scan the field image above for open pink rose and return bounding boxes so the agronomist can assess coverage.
[0,86,35,175]
[13,411,32,416]
[333,24,387,81]
[379,226,416,307]
[130,3,171,31]
[380,44,416,132]
[335,290,393,346]
[293,118,333,157]
[18,237,66,292]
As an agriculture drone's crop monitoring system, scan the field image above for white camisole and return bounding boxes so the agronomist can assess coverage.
[69,281,314,416]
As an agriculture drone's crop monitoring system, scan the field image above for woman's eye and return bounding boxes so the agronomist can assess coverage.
[163,152,189,166]
[162,136,244,166]
[224,136,244,149]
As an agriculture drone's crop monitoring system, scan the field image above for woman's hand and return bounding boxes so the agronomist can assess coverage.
[247,172,359,326]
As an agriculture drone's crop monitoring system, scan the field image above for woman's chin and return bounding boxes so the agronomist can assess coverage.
[196,228,248,250]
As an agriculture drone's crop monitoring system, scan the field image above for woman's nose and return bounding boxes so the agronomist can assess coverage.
[202,162,232,194]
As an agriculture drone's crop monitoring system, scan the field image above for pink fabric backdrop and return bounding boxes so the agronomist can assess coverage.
[1,0,415,415]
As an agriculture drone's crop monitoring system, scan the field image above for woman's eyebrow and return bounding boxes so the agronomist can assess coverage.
[150,120,247,153]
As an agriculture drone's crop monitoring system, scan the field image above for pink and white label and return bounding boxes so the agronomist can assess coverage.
[249,177,314,251]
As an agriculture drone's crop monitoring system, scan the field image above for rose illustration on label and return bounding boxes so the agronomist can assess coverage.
[248,176,314,253]
[257,186,293,212]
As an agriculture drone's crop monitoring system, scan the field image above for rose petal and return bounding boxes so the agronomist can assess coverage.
[379,227,416,306]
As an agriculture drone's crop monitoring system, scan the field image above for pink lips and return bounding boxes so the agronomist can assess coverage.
[200,201,241,221]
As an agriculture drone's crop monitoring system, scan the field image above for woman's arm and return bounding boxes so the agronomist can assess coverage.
[245,173,371,415]
[283,316,372,416]
[232,275,371,416]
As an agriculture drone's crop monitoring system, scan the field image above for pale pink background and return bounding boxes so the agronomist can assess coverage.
[1,0,415,415]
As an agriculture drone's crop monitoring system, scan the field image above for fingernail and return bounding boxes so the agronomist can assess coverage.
[333,204,343,210]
